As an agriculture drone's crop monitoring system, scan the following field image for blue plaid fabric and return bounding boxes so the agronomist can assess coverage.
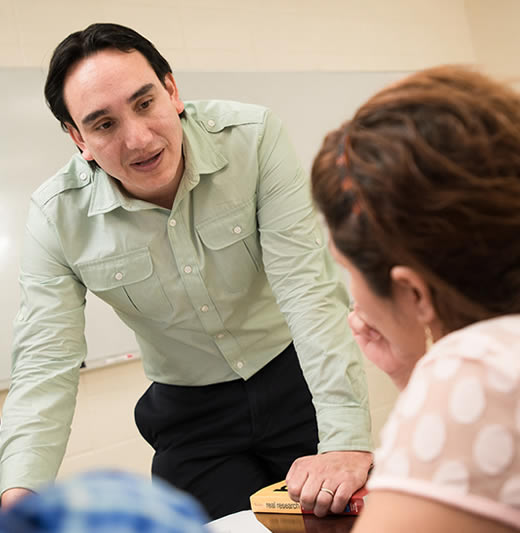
[0,471,209,533]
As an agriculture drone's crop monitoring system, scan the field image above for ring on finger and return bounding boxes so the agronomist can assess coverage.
[319,487,335,497]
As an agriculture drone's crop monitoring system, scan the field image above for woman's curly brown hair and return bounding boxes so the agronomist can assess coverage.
[312,65,520,332]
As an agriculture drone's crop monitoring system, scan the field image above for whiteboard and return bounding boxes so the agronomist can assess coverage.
[0,68,408,389]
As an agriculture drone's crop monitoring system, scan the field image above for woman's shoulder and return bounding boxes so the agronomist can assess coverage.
[426,314,520,363]
[369,315,520,529]
[419,313,520,388]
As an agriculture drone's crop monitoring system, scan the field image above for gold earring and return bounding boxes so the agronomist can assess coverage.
[424,325,434,352]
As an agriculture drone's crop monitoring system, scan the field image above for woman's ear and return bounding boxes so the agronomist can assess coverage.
[390,266,436,325]
[66,124,94,161]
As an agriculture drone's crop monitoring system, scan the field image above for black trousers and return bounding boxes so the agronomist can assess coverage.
[134,343,318,519]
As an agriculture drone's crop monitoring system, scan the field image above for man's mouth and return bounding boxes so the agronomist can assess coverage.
[131,150,163,167]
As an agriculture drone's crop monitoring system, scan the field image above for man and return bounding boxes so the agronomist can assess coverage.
[0,23,372,519]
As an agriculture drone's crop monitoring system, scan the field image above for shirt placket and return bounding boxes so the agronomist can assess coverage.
[167,194,247,376]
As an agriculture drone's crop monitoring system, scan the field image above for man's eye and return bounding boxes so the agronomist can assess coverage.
[96,120,112,131]
[140,99,152,110]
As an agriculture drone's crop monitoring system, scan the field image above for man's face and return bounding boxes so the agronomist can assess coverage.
[63,48,185,207]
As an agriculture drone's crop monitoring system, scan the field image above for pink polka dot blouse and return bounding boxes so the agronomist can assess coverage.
[367,315,520,530]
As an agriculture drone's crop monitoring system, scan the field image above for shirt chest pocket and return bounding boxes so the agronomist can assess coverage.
[77,247,173,321]
[196,202,263,293]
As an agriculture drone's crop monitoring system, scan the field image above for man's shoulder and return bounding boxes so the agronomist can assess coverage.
[32,154,93,207]
[184,100,270,131]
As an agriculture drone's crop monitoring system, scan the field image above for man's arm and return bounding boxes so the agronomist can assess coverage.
[0,199,87,500]
[255,110,373,515]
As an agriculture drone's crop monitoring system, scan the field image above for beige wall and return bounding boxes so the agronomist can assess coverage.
[465,0,520,84]
[1,0,475,70]
[1,0,518,481]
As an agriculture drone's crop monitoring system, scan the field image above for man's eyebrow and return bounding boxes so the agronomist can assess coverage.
[128,83,155,103]
[82,108,109,127]
[81,83,156,126]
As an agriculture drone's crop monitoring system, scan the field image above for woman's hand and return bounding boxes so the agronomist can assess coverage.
[348,305,412,390]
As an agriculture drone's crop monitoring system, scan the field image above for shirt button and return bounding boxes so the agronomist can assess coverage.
[183,266,192,274]
[315,237,321,245]
[79,172,88,180]
[114,272,124,281]
[207,119,216,127]
[233,226,242,234]
[236,360,244,369]
[200,305,209,313]
[169,219,177,227]
[216,333,225,339]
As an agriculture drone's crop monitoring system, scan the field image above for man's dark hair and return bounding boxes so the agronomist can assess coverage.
[44,23,173,132]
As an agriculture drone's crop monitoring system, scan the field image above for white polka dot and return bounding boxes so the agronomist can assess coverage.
[374,449,385,465]
[412,413,446,462]
[473,424,514,475]
[500,476,520,506]
[498,318,520,336]
[434,335,462,352]
[449,376,486,424]
[487,366,516,393]
[491,353,519,387]
[377,417,399,461]
[456,333,492,359]
[432,460,469,494]
[384,448,410,478]
[398,375,429,419]
[433,357,461,380]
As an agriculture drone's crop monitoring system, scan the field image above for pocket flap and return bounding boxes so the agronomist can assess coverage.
[78,248,153,291]
[196,202,257,251]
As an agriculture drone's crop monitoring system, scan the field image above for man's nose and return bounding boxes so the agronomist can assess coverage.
[123,120,153,150]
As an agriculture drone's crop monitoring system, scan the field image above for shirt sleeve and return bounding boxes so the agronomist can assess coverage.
[0,199,87,496]
[255,109,373,453]
[367,339,520,530]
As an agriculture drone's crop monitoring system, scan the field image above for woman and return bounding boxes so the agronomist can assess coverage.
[311,66,520,532]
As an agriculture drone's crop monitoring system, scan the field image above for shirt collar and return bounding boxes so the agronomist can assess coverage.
[87,169,157,216]
[181,110,228,176]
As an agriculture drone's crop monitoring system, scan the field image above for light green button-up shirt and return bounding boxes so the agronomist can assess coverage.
[0,100,372,495]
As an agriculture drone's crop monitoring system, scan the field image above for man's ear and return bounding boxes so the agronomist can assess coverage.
[65,124,94,161]
[390,266,436,325]
[164,73,185,114]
